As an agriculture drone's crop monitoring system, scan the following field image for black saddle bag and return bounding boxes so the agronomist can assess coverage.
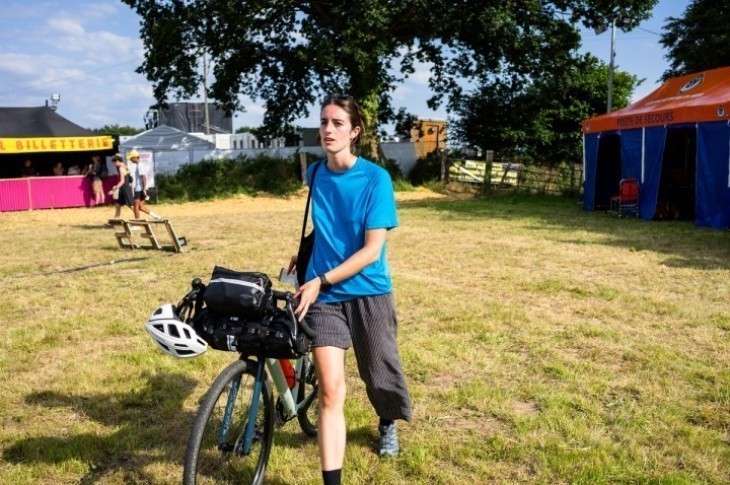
[203,266,272,317]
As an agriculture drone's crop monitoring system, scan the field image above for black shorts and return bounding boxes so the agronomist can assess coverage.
[134,191,145,201]
[305,293,412,421]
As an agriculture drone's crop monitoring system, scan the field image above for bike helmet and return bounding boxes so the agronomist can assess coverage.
[144,304,208,358]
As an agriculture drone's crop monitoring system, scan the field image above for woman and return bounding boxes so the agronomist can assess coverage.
[290,95,411,485]
[84,155,106,206]
[52,162,64,176]
[108,155,133,219]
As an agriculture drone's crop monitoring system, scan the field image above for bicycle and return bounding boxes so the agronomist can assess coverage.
[156,278,319,484]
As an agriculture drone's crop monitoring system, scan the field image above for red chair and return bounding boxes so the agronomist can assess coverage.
[609,178,639,217]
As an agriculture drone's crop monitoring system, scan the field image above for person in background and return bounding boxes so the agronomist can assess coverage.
[109,155,134,219]
[21,159,37,177]
[52,162,65,176]
[128,150,161,220]
[288,94,411,485]
[83,155,106,206]
[67,163,81,175]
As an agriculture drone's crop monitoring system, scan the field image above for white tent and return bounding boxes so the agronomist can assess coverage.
[120,125,215,175]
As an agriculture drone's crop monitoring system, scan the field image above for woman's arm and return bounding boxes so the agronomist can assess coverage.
[110,168,126,190]
[294,228,387,320]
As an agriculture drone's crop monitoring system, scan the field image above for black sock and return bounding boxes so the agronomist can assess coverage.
[379,418,394,427]
[322,468,342,485]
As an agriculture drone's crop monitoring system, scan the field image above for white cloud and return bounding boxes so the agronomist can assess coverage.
[47,16,84,36]
[84,1,121,19]
[409,63,432,86]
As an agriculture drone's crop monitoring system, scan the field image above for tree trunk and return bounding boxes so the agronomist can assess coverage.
[355,90,382,163]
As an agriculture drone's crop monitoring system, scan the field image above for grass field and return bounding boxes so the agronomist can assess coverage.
[0,189,728,484]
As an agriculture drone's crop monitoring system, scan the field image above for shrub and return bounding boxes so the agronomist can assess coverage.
[155,154,305,201]
[409,152,442,185]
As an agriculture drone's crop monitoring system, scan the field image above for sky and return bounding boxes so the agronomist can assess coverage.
[0,1,691,134]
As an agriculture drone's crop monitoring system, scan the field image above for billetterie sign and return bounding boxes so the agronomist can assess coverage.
[0,136,113,154]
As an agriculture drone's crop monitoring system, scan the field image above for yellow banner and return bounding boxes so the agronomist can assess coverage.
[0,136,114,154]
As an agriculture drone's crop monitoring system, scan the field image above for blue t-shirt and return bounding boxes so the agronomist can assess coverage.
[305,157,398,303]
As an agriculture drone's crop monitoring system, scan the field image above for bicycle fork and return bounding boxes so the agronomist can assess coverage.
[239,360,267,456]
[216,359,267,457]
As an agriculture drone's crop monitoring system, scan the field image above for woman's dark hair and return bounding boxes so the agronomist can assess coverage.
[321,94,367,150]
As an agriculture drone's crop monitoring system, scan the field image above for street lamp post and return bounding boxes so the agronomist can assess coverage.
[596,15,631,113]
[46,93,61,111]
[607,17,616,113]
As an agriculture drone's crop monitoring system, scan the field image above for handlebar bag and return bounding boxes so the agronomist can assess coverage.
[236,309,309,359]
[203,266,272,317]
[192,307,310,358]
[191,308,248,352]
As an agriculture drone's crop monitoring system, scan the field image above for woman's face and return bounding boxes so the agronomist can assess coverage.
[320,104,360,156]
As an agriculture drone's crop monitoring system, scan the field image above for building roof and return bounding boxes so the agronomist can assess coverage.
[119,125,215,151]
[0,107,94,137]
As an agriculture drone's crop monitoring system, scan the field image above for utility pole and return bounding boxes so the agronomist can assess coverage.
[607,17,616,113]
[202,51,210,135]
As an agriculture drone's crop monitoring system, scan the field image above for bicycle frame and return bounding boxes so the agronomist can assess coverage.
[216,353,316,456]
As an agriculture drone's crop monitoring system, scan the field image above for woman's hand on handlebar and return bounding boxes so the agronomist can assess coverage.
[294,277,321,322]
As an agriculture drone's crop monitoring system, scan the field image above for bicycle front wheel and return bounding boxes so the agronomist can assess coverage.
[297,354,319,437]
[184,359,274,485]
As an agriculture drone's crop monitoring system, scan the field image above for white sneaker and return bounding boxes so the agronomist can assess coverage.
[149,211,162,221]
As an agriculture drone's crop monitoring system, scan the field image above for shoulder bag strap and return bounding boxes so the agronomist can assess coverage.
[301,161,323,239]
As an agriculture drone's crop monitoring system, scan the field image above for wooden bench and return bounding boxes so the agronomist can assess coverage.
[108,218,187,253]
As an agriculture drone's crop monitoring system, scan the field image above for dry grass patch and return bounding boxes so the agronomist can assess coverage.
[0,190,728,484]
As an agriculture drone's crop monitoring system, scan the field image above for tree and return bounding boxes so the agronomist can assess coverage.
[392,108,419,142]
[450,54,640,165]
[660,0,730,80]
[122,1,657,159]
[90,124,144,137]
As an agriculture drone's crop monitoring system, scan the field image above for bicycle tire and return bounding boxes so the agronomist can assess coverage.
[296,355,319,437]
[184,359,274,485]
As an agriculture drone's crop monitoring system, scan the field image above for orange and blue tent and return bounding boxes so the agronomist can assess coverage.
[582,66,730,229]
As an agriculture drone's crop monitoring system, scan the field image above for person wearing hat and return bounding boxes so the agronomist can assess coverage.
[127,150,161,221]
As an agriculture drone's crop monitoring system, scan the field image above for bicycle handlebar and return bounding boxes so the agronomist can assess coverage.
[271,289,317,340]
[178,278,317,340]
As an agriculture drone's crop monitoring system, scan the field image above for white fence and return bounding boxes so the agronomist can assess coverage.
[145,143,418,177]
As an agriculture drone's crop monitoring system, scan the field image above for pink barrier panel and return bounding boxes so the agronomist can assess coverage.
[0,179,31,212]
[30,176,88,209]
[0,175,121,212]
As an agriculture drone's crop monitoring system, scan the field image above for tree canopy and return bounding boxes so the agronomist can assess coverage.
[90,124,144,137]
[450,54,640,164]
[123,0,657,158]
[660,0,730,80]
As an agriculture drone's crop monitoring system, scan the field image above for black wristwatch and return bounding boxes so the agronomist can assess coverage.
[318,274,332,292]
